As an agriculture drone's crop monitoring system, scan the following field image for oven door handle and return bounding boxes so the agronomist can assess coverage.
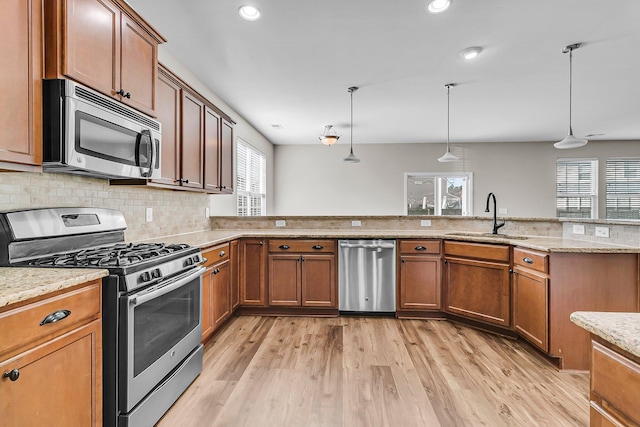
[129,266,205,306]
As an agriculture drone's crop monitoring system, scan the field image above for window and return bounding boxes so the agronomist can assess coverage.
[556,158,598,219]
[606,158,640,220]
[237,139,266,216]
[405,173,472,216]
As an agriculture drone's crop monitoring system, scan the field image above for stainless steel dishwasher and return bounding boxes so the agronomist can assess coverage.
[338,239,396,313]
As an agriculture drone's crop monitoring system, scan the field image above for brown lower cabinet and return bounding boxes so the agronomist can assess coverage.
[398,240,442,312]
[239,238,268,306]
[202,243,232,342]
[443,241,511,328]
[0,280,102,426]
[268,239,337,308]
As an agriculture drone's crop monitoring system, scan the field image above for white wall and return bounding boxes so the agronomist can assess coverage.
[158,48,275,216]
[273,140,640,218]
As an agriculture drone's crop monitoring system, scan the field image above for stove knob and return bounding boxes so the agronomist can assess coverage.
[192,255,200,263]
[184,258,194,267]
[151,269,162,279]
[140,271,151,283]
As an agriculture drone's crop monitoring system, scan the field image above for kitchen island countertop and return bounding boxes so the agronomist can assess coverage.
[0,268,109,308]
[144,229,640,254]
[570,311,640,358]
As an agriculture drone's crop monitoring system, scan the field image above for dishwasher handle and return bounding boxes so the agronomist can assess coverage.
[339,242,396,250]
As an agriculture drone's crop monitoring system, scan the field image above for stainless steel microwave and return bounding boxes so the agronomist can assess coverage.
[43,79,161,180]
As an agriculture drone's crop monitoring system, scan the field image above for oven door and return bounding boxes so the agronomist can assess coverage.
[119,266,203,412]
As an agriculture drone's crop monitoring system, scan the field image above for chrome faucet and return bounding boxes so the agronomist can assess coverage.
[485,192,505,234]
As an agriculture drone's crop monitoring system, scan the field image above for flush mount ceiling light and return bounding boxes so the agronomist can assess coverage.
[238,5,261,21]
[344,87,360,163]
[460,46,482,60]
[427,0,451,14]
[555,43,588,149]
[319,125,340,146]
[438,83,460,163]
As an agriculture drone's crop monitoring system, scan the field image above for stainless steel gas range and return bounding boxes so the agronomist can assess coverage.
[0,207,204,427]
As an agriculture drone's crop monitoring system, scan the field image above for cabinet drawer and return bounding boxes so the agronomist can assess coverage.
[399,240,441,255]
[202,242,230,267]
[513,247,548,273]
[591,340,640,426]
[444,240,510,263]
[0,281,101,359]
[268,239,335,253]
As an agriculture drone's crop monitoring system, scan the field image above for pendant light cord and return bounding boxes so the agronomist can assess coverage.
[350,88,354,153]
[447,85,451,151]
[568,46,573,134]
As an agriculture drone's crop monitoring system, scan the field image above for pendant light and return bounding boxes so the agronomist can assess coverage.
[344,87,360,163]
[438,83,459,162]
[555,43,588,149]
[319,125,340,145]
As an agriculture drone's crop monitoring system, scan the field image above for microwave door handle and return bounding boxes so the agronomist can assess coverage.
[138,129,153,178]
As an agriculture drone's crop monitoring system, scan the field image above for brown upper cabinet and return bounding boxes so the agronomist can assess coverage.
[0,0,43,171]
[205,109,234,194]
[44,0,165,117]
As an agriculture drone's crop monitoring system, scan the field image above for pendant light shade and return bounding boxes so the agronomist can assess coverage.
[319,125,340,145]
[344,87,360,163]
[438,83,459,163]
[555,43,588,149]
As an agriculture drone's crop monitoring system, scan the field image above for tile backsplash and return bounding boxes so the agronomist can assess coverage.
[0,172,211,241]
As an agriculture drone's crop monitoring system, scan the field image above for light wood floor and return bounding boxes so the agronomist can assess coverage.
[157,316,589,426]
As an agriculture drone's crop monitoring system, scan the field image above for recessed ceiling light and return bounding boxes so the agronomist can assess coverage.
[271,124,283,129]
[427,0,451,14]
[460,46,482,60]
[239,5,261,21]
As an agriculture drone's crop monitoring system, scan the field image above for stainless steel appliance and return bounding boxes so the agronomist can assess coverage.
[338,239,396,313]
[0,208,203,427]
[43,79,161,180]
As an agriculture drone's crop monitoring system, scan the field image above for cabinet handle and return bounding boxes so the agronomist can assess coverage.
[509,268,513,274]
[522,257,534,264]
[301,256,305,262]
[178,178,190,184]
[219,251,225,257]
[312,245,324,250]
[443,259,448,264]
[202,257,208,263]
[39,309,71,326]
[3,369,19,382]
[279,245,290,250]
[401,259,405,263]
[116,89,131,99]
[415,246,426,251]
[213,268,220,275]
[259,241,263,245]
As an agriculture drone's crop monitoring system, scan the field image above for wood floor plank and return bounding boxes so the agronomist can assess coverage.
[158,316,589,427]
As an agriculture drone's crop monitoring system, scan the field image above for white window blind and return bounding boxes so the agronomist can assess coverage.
[556,159,597,219]
[606,158,640,220]
[237,139,266,216]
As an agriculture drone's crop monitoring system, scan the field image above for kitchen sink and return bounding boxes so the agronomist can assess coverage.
[446,232,530,240]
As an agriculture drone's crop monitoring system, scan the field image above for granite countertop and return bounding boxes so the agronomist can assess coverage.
[570,311,640,358]
[145,229,640,253]
[0,268,109,308]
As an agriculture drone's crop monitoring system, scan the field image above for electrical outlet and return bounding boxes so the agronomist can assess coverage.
[275,220,286,227]
[572,224,585,235]
[352,220,361,227]
[205,207,210,217]
[498,208,507,215]
[145,207,153,222]
[420,219,432,227]
[595,226,610,238]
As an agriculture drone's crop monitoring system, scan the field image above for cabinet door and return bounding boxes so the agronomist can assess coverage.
[63,0,119,98]
[399,255,441,310]
[153,68,181,186]
[444,257,511,327]
[301,254,336,307]
[513,268,548,352]
[201,268,214,341]
[204,107,221,192]
[269,254,301,306]
[0,320,101,426]
[180,89,205,188]
[240,239,267,306]
[230,240,240,310]
[119,13,156,115]
[0,0,43,170]
[212,261,231,329]
[219,118,234,193]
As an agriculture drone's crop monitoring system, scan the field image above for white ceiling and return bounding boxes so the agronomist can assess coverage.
[126,0,640,146]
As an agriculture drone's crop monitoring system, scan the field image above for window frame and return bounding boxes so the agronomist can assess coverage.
[404,172,473,216]
[605,157,640,221]
[236,138,266,217]
[556,158,598,219]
